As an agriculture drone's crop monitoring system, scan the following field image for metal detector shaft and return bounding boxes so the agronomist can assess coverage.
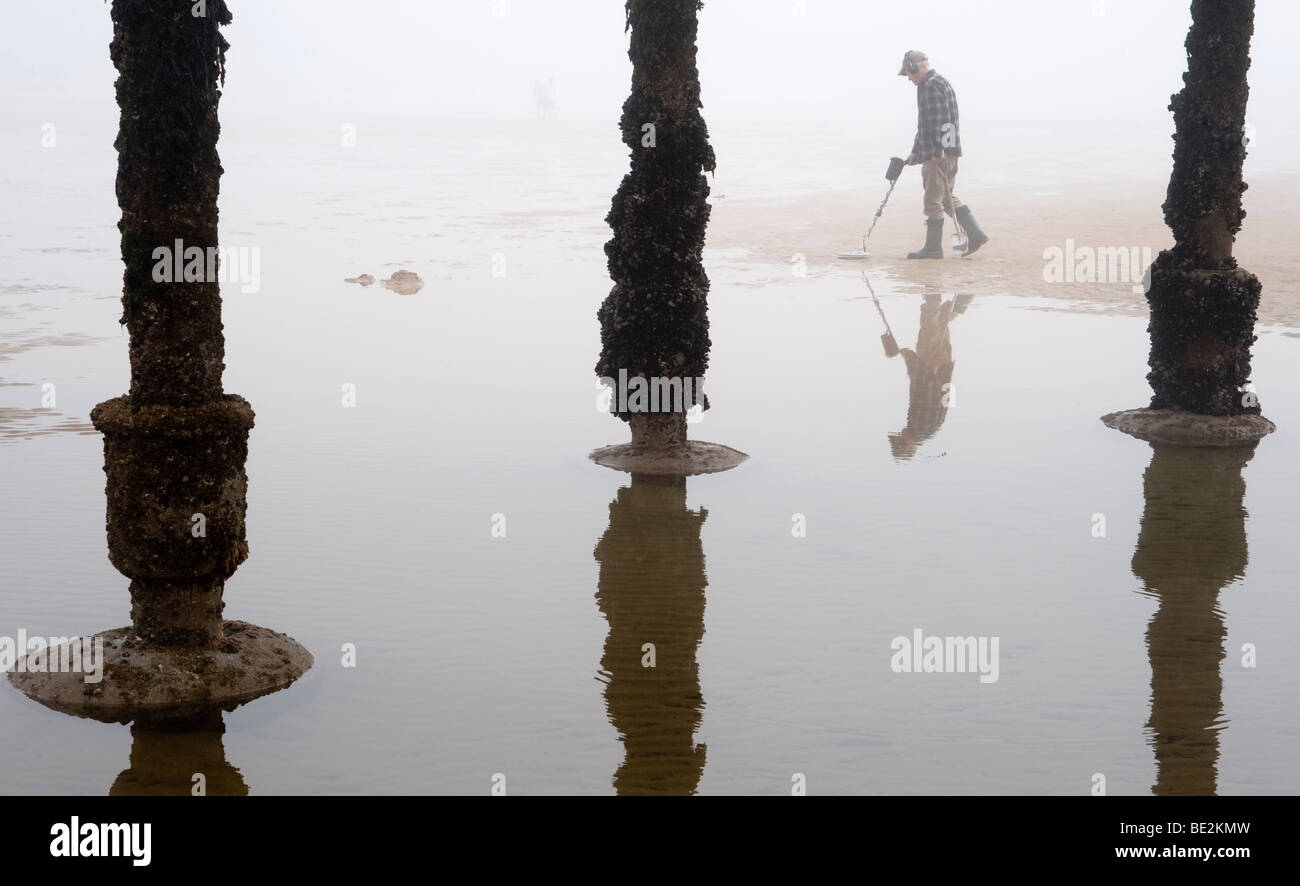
[841,157,907,258]
[864,177,899,242]
[863,273,894,340]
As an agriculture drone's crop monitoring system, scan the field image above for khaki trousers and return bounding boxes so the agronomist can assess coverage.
[921,154,964,221]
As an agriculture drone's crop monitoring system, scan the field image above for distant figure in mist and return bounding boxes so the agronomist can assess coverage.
[898,50,990,260]
[534,78,556,120]
[883,290,972,459]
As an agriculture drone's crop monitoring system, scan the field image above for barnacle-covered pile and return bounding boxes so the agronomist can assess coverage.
[1146,0,1261,415]
[97,0,251,649]
[596,0,715,422]
[111,0,233,405]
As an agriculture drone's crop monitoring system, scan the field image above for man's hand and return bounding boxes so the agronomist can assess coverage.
[906,153,917,166]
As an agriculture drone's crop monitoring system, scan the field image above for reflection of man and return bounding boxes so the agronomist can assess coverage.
[898,50,989,259]
[882,291,971,458]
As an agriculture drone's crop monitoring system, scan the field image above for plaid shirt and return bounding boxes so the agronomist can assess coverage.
[911,70,962,162]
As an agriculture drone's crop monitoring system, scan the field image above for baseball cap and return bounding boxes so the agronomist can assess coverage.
[898,50,929,76]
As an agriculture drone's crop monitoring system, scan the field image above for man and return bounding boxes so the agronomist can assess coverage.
[899,50,989,259]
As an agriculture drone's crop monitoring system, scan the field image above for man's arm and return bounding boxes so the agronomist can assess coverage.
[913,79,946,162]
[908,85,925,162]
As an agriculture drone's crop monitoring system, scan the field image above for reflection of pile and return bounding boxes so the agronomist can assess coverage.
[883,291,971,459]
[111,708,247,796]
[593,474,708,795]
[1131,445,1253,796]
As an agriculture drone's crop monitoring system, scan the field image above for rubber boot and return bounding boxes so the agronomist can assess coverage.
[955,205,989,256]
[907,219,944,259]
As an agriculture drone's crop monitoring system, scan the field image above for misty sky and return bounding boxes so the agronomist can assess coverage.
[2,1,1298,133]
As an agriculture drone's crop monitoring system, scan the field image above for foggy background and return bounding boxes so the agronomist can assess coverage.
[4,0,1298,133]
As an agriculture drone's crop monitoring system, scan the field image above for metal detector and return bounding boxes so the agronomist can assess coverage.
[838,156,908,260]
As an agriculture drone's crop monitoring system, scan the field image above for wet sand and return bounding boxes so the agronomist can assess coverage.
[707,172,1300,328]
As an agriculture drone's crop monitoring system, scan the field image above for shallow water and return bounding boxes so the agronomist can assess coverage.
[2,118,1298,795]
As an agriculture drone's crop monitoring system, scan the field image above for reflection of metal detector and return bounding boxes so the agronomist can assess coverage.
[838,156,908,260]
[862,273,900,357]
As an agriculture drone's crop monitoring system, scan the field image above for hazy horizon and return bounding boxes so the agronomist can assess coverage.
[3,0,1298,130]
